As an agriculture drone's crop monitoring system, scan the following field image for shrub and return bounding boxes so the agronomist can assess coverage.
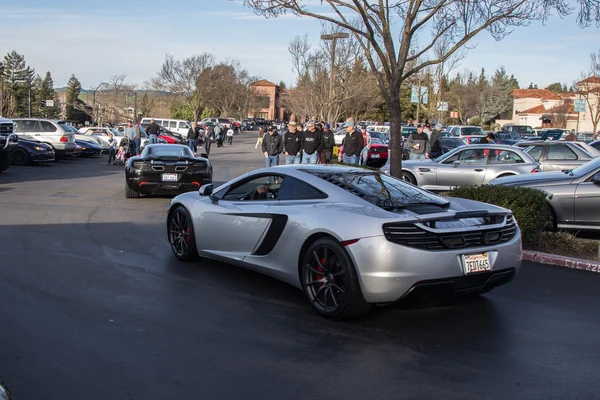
[533,232,599,260]
[469,116,481,126]
[444,185,551,244]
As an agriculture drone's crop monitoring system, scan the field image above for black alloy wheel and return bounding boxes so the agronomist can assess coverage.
[167,206,198,261]
[11,149,30,166]
[301,238,370,319]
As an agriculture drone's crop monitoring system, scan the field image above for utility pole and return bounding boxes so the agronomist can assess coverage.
[320,32,349,124]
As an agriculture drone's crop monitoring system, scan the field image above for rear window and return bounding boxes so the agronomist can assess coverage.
[307,171,448,209]
[218,118,230,125]
[144,146,193,158]
[461,127,485,135]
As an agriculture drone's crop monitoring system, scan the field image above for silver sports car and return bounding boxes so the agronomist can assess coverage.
[380,144,540,191]
[491,157,600,231]
[166,165,522,319]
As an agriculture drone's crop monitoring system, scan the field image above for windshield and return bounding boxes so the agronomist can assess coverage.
[109,128,123,136]
[461,127,485,135]
[569,157,600,177]
[59,123,80,133]
[309,171,449,209]
[143,145,193,158]
[370,138,386,145]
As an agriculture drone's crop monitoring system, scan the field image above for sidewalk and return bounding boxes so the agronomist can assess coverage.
[523,250,600,273]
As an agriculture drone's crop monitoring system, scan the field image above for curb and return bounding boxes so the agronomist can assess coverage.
[522,250,600,273]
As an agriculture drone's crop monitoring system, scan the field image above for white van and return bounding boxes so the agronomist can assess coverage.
[366,125,390,135]
[140,118,191,138]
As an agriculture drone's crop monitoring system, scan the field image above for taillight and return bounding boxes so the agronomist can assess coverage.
[60,135,68,142]
[531,168,540,173]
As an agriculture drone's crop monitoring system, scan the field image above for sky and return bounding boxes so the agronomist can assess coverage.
[1,0,598,91]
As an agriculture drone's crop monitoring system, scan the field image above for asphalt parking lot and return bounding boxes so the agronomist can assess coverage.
[1,132,599,400]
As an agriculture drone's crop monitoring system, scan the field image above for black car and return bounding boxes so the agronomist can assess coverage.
[75,139,102,157]
[11,136,55,165]
[441,137,466,153]
[125,144,212,198]
[0,117,18,172]
[495,131,524,145]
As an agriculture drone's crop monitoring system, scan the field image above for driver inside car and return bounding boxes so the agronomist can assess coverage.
[255,185,269,200]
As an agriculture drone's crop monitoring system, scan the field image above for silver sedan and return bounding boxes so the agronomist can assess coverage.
[491,157,600,230]
[380,144,540,191]
[166,165,521,319]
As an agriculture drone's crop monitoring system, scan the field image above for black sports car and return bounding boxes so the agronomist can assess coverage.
[125,144,212,198]
[11,137,55,165]
[75,139,102,157]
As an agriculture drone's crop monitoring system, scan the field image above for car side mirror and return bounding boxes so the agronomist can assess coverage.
[199,184,213,196]
[452,160,461,167]
[593,173,600,185]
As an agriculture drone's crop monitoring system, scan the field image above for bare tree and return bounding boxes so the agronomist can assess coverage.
[576,48,600,139]
[245,0,599,177]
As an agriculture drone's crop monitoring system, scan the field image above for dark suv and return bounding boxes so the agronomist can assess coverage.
[0,117,19,172]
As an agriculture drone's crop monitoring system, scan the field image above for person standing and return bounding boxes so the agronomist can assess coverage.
[146,119,160,144]
[214,124,222,147]
[321,123,335,164]
[188,122,199,153]
[107,132,117,164]
[124,120,137,157]
[134,122,142,155]
[429,124,443,159]
[226,126,234,145]
[283,122,302,164]
[300,121,323,164]
[565,130,578,141]
[255,126,265,149]
[405,124,430,160]
[359,126,371,166]
[204,125,213,155]
[262,126,283,168]
[341,122,364,165]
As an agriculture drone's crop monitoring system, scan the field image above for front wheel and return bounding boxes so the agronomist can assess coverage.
[401,171,416,185]
[167,206,198,261]
[301,237,371,319]
[12,149,30,166]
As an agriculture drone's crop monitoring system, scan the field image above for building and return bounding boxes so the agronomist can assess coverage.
[248,79,285,121]
[498,83,599,132]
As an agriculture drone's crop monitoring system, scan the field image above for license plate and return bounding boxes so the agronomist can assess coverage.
[371,154,380,158]
[162,173,178,182]
[462,253,490,274]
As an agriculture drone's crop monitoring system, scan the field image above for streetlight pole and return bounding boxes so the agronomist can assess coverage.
[321,32,349,124]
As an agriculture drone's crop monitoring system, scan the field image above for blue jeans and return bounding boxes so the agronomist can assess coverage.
[134,138,141,155]
[149,134,158,144]
[302,151,318,164]
[188,138,197,153]
[285,154,301,164]
[343,154,359,165]
[359,147,369,165]
[265,155,279,168]
[410,152,426,160]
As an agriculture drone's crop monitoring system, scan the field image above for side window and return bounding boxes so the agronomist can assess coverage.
[278,177,327,200]
[179,122,188,129]
[21,120,40,133]
[547,145,577,160]
[169,121,177,128]
[222,175,284,201]
[40,121,57,132]
[488,150,525,164]
[160,121,168,127]
[524,146,543,161]
[457,149,487,165]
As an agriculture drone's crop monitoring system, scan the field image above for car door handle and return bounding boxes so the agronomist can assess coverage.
[418,168,431,172]
[474,169,484,172]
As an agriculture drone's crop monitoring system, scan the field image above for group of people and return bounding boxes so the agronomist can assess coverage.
[404,123,443,160]
[185,122,238,155]
[260,121,338,167]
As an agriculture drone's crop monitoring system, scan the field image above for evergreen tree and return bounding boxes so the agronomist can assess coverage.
[65,74,86,122]
[40,72,59,118]
[509,74,520,90]
[1,50,35,117]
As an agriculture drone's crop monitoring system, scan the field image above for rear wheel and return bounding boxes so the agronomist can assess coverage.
[301,237,371,319]
[125,182,140,198]
[167,206,198,261]
[0,153,11,172]
[11,149,30,166]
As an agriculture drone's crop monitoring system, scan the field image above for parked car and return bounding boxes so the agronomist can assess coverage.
[359,138,388,167]
[125,144,212,198]
[590,140,600,151]
[367,130,389,144]
[501,124,535,136]
[0,116,18,172]
[79,126,124,152]
[10,135,55,165]
[166,165,521,319]
[446,125,486,139]
[441,137,466,154]
[514,141,595,172]
[366,125,390,135]
[201,118,232,129]
[462,135,486,144]
[11,118,77,159]
[74,139,102,157]
[380,144,540,191]
[139,118,191,138]
[491,157,600,231]
[495,131,524,145]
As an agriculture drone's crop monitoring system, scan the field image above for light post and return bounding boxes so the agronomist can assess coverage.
[321,32,349,124]
[92,82,108,125]
[125,89,138,123]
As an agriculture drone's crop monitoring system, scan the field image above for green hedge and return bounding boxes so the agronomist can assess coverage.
[444,185,551,244]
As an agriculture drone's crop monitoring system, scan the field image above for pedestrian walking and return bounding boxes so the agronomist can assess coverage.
[301,121,323,164]
[405,124,430,160]
[204,125,213,155]
[262,126,283,168]
[359,126,371,166]
[146,118,161,144]
[255,126,265,149]
[321,124,335,164]
[429,124,443,159]
[226,127,234,145]
[283,122,302,164]
[341,122,363,165]
[188,122,199,153]
[107,132,117,164]
[124,120,137,157]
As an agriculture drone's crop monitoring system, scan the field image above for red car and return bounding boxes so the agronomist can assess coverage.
[361,138,389,167]
[158,133,180,144]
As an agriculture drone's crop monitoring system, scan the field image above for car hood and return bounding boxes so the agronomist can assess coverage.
[490,171,574,187]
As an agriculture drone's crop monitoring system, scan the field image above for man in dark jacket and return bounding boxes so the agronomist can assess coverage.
[321,124,335,163]
[342,122,364,165]
[429,123,443,158]
[262,126,283,167]
[301,121,323,164]
[283,122,302,164]
[187,122,199,153]
[146,119,161,144]
[405,124,430,159]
